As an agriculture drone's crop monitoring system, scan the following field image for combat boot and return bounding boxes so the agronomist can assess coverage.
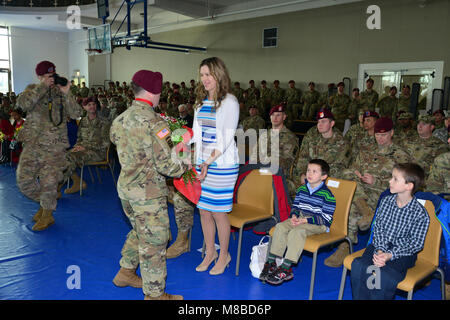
[324,242,349,268]
[144,293,183,300]
[32,206,43,222]
[166,230,190,259]
[64,173,87,194]
[112,267,142,288]
[32,209,55,231]
[355,198,374,231]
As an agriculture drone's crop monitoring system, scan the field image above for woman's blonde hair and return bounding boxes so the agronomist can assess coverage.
[194,57,231,110]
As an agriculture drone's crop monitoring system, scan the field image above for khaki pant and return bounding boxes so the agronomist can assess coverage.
[270,218,327,263]
[119,197,170,297]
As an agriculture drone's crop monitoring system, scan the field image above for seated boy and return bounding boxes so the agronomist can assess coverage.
[350,163,430,300]
[260,158,336,285]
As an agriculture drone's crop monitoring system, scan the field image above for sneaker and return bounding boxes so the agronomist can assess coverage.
[266,267,293,285]
[259,262,277,282]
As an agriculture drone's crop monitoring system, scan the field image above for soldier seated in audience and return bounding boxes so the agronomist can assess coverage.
[348,88,364,124]
[177,104,193,128]
[300,81,320,120]
[63,97,111,194]
[433,112,449,143]
[394,111,417,143]
[377,86,398,119]
[348,111,379,166]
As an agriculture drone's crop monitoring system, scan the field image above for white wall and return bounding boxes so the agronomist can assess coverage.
[10,27,69,93]
[68,29,89,87]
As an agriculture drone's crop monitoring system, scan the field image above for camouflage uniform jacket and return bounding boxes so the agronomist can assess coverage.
[360,89,379,111]
[426,152,450,196]
[400,135,448,177]
[329,93,351,122]
[110,100,186,201]
[242,114,266,132]
[270,87,285,107]
[16,82,82,148]
[76,115,111,158]
[349,130,376,165]
[286,88,301,105]
[377,96,398,119]
[300,90,320,106]
[352,142,412,193]
[293,128,350,182]
[396,95,411,114]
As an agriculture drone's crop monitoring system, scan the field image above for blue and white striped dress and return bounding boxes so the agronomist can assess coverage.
[195,99,239,213]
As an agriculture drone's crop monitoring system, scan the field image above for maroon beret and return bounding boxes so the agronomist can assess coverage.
[337,82,345,87]
[35,61,55,76]
[82,97,95,106]
[269,103,286,116]
[374,117,393,133]
[363,110,379,120]
[327,83,335,88]
[132,70,163,94]
[316,108,334,120]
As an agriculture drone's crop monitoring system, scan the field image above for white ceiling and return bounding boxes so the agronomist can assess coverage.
[0,0,365,35]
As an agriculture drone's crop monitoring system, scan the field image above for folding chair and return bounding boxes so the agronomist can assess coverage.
[338,199,446,300]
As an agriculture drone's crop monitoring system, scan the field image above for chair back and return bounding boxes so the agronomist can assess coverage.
[105,143,111,163]
[418,200,442,267]
[325,177,356,234]
[236,169,274,214]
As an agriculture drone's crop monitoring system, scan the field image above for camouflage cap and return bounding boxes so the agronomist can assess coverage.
[417,114,434,125]
[397,112,413,120]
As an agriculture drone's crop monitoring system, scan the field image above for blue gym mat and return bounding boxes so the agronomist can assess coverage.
[0,163,443,300]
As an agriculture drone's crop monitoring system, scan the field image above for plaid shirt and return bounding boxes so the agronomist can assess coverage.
[373,194,430,260]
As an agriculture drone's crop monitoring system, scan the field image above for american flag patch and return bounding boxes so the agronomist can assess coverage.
[156,128,170,139]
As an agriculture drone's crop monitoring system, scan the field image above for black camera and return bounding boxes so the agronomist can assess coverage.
[52,73,68,87]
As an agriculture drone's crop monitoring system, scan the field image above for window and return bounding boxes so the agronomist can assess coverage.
[262,27,278,48]
[0,26,11,94]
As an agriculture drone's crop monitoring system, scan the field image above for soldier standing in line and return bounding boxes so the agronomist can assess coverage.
[377,86,398,119]
[259,80,271,122]
[232,82,244,102]
[242,104,266,133]
[360,78,379,111]
[16,60,82,231]
[79,82,90,98]
[110,70,186,300]
[396,85,412,115]
[324,117,412,268]
[62,97,111,195]
[328,82,351,132]
[348,88,364,124]
[300,81,320,120]
[246,80,260,111]
[270,80,285,107]
[285,80,302,121]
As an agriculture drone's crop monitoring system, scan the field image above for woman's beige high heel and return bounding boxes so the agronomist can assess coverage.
[195,251,218,272]
[209,253,231,275]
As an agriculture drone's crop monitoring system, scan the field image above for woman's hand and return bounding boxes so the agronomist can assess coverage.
[197,163,209,181]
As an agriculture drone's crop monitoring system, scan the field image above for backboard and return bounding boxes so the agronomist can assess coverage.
[87,24,112,55]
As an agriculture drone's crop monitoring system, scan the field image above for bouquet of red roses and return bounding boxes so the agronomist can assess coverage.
[158,113,201,204]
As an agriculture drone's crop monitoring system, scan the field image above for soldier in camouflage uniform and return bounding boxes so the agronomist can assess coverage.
[269,80,285,107]
[111,70,186,300]
[377,86,398,119]
[63,97,111,195]
[79,82,90,98]
[259,80,272,122]
[348,111,379,166]
[246,80,260,111]
[292,109,350,190]
[179,82,190,103]
[324,117,412,267]
[396,85,411,115]
[426,135,449,200]
[232,82,244,102]
[433,113,449,143]
[393,111,417,144]
[300,82,321,120]
[242,104,266,132]
[400,115,448,178]
[249,104,299,198]
[348,88,365,124]
[161,81,172,102]
[345,110,365,157]
[16,60,82,231]
[360,78,379,111]
[286,80,302,121]
[70,80,78,96]
[328,82,351,132]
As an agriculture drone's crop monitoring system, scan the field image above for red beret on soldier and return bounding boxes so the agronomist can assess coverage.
[374,117,394,133]
[82,96,95,106]
[269,103,286,116]
[35,60,56,76]
[316,108,334,120]
[131,70,163,94]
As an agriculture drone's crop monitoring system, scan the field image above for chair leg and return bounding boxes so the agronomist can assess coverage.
[338,267,348,300]
[235,227,244,276]
[88,166,95,184]
[436,268,446,300]
[80,166,84,196]
[309,251,318,300]
[345,237,353,254]
[109,163,117,187]
[188,227,192,252]
[95,166,102,184]
[407,290,413,300]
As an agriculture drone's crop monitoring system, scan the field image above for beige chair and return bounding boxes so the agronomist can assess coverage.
[227,168,275,276]
[79,144,116,196]
[268,177,357,300]
[338,199,446,300]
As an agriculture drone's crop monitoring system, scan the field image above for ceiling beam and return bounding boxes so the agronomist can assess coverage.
[153,0,212,18]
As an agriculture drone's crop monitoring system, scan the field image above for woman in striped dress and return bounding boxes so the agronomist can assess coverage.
[190,57,240,275]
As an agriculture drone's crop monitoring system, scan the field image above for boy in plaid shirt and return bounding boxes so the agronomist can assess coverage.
[350,163,430,299]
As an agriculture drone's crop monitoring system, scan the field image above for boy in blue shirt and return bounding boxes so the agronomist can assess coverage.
[260,159,336,285]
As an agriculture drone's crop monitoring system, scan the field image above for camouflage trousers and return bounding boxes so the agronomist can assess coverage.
[119,197,170,297]
[168,187,194,232]
[63,148,104,182]
[342,170,382,244]
[16,143,67,210]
